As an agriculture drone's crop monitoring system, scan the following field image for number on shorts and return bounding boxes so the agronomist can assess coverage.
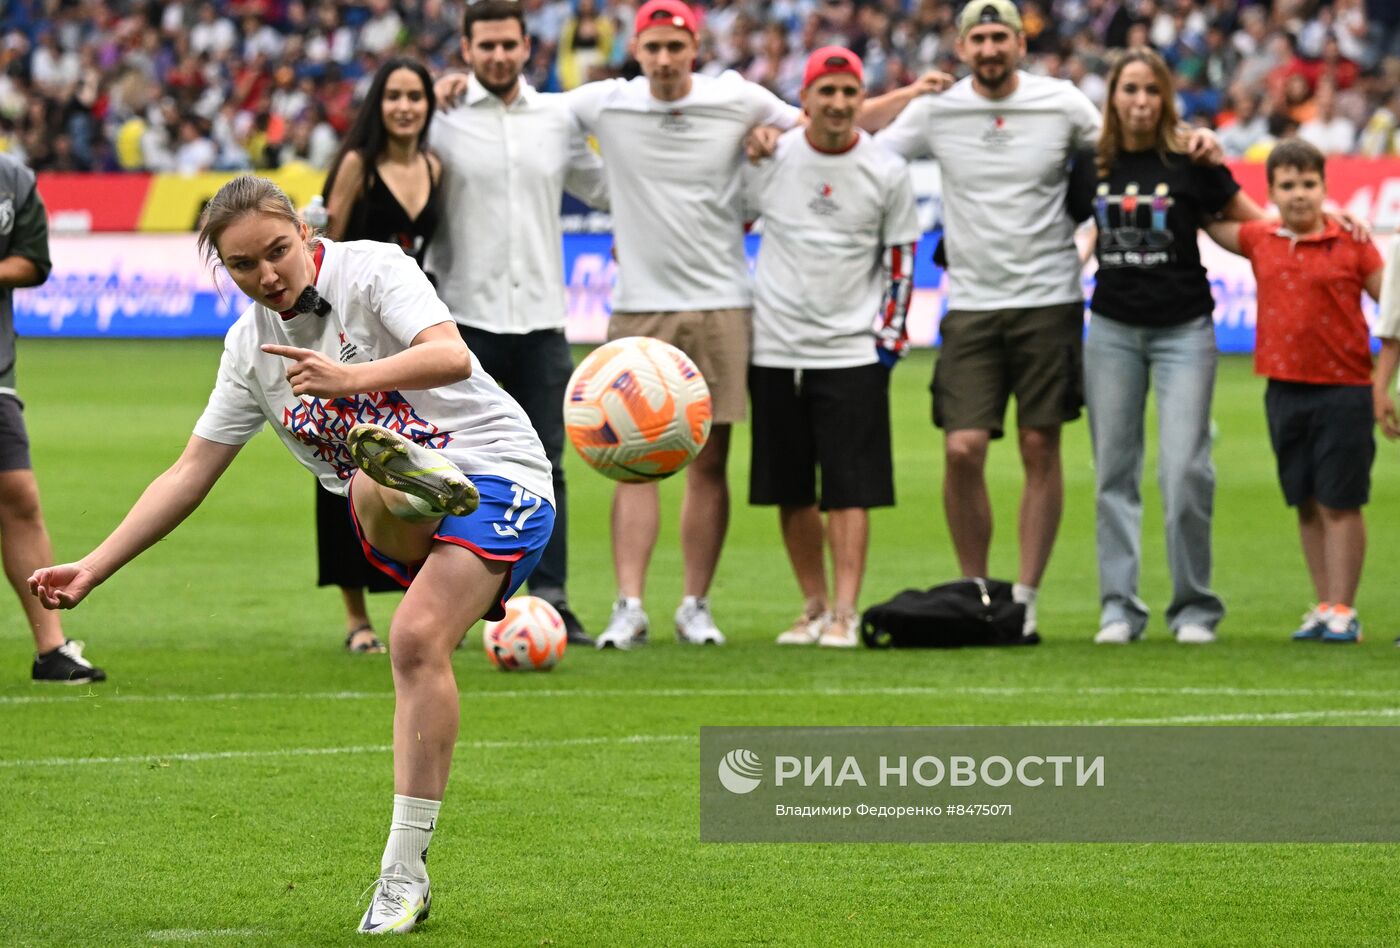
[493,484,542,539]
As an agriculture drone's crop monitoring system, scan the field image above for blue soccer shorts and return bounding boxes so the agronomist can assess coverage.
[349,474,555,620]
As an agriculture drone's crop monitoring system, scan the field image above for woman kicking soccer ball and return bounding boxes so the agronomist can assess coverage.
[28,174,554,935]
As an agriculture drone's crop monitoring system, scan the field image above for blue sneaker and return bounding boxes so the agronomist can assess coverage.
[1321,614,1362,644]
[1291,606,1330,641]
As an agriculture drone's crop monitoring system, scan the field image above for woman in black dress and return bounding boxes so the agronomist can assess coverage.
[319,57,442,652]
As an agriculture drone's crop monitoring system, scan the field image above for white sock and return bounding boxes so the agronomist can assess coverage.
[1012,584,1037,635]
[381,794,440,880]
[620,595,642,610]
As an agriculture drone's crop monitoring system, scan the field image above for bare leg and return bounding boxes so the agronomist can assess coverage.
[612,481,659,600]
[349,470,510,797]
[827,508,869,614]
[341,586,371,631]
[0,470,66,653]
[1017,425,1063,588]
[680,424,731,599]
[1319,504,1365,607]
[1295,499,1327,602]
[779,504,827,611]
[943,429,991,578]
[388,543,508,798]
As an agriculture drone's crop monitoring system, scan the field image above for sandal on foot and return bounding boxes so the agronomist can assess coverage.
[345,624,386,654]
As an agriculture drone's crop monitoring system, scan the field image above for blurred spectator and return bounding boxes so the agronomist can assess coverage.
[174,114,217,172]
[557,0,614,89]
[1217,85,1269,158]
[1299,80,1358,155]
[1358,87,1400,157]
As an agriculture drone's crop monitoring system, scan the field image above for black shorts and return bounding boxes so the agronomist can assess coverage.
[748,363,894,510]
[931,302,1085,438]
[1264,380,1374,509]
[0,393,31,472]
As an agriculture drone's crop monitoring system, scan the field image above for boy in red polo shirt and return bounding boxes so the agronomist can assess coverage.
[1209,138,1386,644]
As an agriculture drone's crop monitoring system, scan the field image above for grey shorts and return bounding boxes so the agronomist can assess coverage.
[0,394,30,472]
[932,302,1085,438]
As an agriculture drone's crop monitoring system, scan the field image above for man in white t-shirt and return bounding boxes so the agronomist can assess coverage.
[426,0,609,645]
[745,47,921,649]
[562,0,804,649]
[876,0,1101,639]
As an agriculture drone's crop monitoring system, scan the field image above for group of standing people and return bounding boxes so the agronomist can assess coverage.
[10,0,1400,938]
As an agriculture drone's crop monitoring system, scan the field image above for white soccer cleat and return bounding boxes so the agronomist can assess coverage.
[358,864,431,935]
[675,597,726,645]
[1093,621,1137,645]
[817,611,859,649]
[347,424,478,518]
[1175,623,1217,645]
[596,598,649,650]
[776,609,829,645]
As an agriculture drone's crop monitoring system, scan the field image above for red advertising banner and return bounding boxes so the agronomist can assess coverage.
[35,173,152,232]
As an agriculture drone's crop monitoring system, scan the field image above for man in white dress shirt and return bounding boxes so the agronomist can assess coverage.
[426,0,609,644]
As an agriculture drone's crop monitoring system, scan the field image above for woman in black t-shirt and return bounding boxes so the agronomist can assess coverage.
[317,58,443,653]
[1068,47,1263,647]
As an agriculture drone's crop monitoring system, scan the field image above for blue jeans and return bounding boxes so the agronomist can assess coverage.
[1084,313,1225,634]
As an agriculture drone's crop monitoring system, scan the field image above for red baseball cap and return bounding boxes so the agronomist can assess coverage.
[802,46,864,91]
[634,0,698,38]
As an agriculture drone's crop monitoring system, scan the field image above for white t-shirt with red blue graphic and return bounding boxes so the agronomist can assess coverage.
[745,129,921,369]
[193,238,554,505]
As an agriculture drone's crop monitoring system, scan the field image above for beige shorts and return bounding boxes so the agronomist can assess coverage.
[607,308,752,424]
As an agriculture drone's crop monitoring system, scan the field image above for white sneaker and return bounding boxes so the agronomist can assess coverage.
[675,597,726,645]
[595,598,648,650]
[358,863,431,935]
[1175,623,1217,644]
[1093,621,1137,645]
[817,611,859,649]
[347,423,479,518]
[776,609,828,645]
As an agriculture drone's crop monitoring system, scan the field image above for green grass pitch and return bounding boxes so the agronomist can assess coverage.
[3,339,1399,946]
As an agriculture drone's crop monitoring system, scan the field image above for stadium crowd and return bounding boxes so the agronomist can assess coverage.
[1,0,1399,173]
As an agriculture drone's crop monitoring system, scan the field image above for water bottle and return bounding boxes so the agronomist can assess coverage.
[304,194,328,229]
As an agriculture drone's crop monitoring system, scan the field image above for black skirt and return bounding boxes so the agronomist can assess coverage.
[315,482,402,592]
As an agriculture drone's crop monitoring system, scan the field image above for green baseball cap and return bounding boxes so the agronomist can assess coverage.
[958,0,1023,36]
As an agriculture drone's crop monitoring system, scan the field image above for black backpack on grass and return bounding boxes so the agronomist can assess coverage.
[860,578,1035,648]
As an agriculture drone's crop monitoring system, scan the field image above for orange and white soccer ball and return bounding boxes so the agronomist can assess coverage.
[482,596,567,671]
[564,336,712,483]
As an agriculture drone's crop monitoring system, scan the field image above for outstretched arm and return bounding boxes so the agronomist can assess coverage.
[1204,219,1244,256]
[29,436,242,609]
[858,70,954,133]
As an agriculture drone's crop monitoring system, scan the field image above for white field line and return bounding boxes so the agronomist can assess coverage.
[6,684,1400,706]
[0,732,692,769]
[7,709,1400,769]
[147,929,264,942]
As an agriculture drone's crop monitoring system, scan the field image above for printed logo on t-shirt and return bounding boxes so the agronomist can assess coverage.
[338,332,360,363]
[807,181,839,216]
[282,391,451,479]
[1094,181,1175,269]
[0,197,14,236]
[659,109,692,132]
[981,115,1012,148]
